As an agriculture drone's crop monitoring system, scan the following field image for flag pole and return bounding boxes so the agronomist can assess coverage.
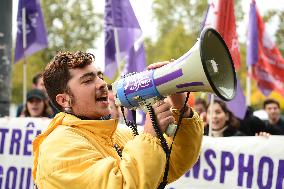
[113,27,121,77]
[208,94,214,137]
[113,27,133,122]
[246,65,252,106]
[22,6,27,105]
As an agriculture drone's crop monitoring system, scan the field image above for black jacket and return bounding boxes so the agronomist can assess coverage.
[204,125,245,137]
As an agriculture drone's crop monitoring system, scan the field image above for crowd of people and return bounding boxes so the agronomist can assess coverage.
[193,97,284,136]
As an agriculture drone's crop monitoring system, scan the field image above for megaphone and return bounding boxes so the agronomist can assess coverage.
[112,27,237,110]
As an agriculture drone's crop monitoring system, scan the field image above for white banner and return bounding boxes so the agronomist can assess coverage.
[166,136,284,189]
[0,118,50,189]
[1,118,284,189]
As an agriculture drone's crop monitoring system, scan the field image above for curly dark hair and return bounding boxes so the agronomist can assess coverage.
[43,51,95,110]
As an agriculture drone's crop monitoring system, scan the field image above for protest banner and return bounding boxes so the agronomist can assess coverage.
[1,118,284,189]
[0,117,49,189]
[167,136,284,189]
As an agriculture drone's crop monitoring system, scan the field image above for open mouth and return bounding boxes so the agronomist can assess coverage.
[212,121,218,125]
[96,97,108,102]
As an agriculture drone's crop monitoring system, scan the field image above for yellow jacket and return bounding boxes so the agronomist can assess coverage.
[33,111,203,189]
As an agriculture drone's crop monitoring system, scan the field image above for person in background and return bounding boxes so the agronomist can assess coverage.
[194,98,207,123]
[263,98,284,135]
[32,73,46,94]
[32,51,203,189]
[20,89,52,118]
[204,99,244,137]
[16,73,44,117]
[194,98,207,115]
[239,106,267,136]
[16,73,59,117]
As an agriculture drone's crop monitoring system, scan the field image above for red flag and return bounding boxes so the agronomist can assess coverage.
[215,0,241,70]
[253,67,284,95]
[255,12,284,83]
[248,1,284,96]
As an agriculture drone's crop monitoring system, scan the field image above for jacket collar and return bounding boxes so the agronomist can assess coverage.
[62,113,118,137]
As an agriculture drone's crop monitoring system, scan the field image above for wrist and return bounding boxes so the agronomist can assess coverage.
[172,105,193,118]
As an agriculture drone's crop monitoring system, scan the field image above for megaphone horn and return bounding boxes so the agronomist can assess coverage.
[112,27,237,109]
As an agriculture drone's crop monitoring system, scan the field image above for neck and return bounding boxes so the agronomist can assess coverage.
[65,112,111,120]
[269,118,279,125]
[212,126,228,137]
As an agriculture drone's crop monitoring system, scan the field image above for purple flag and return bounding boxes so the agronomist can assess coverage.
[246,0,258,66]
[127,44,146,73]
[226,78,247,119]
[14,0,48,63]
[104,0,146,80]
[104,0,147,125]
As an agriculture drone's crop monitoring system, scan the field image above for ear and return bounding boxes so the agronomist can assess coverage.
[56,93,71,109]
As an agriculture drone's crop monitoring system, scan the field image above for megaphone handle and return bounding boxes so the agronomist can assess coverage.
[165,123,177,137]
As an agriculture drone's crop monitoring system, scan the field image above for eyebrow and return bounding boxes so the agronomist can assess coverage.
[79,72,96,81]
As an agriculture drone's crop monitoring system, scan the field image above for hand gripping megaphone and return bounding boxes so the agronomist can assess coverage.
[112,28,237,134]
